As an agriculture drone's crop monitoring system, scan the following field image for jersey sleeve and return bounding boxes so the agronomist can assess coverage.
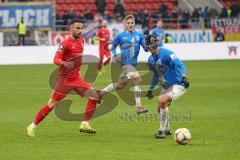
[53,42,66,65]
[111,33,121,56]
[167,52,187,75]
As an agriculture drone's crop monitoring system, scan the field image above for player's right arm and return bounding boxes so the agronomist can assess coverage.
[53,42,75,69]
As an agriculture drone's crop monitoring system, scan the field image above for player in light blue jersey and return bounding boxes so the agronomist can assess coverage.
[150,20,165,47]
[100,15,148,114]
[145,35,189,139]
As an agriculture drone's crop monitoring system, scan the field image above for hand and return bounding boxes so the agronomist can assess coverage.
[182,74,187,80]
[146,90,154,100]
[181,74,189,88]
[113,55,121,63]
[63,61,75,69]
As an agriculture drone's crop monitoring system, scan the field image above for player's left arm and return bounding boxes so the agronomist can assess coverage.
[168,53,189,88]
[54,44,65,65]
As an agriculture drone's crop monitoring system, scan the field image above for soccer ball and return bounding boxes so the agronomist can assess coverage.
[174,128,192,145]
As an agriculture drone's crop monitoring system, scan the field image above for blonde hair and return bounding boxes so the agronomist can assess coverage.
[124,15,135,22]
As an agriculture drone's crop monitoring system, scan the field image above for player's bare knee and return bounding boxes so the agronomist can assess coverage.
[134,77,142,85]
[158,96,169,108]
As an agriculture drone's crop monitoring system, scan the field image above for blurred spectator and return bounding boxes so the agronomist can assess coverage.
[171,8,178,24]
[191,8,200,28]
[220,7,228,18]
[84,10,94,21]
[17,17,26,45]
[94,12,102,21]
[150,20,165,46]
[231,1,240,17]
[76,12,85,23]
[201,6,210,27]
[95,0,106,16]
[141,10,150,34]
[226,7,232,17]
[165,33,173,43]
[102,11,112,21]
[181,9,190,28]
[56,12,64,31]
[134,10,142,25]
[114,0,125,20]
[214,28,225,42]
[159,2,168,15]
[63,9,77,25]
[162,10,170,27]
[209,8,219,19]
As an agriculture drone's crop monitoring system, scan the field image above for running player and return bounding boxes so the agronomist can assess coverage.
[100,15,148,114]
[96,20,111,74]
[145,35,189,138]
[27,19,100,137]
[150,20,165,47]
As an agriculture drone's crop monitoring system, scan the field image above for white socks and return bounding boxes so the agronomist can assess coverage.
[100,83,117,96]
[134,85,142,107]
[159,107,169,132]
[101,84,142,108]
[81,121,89,125]
[29,122,37,128]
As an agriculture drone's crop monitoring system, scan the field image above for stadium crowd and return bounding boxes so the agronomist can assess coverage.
[54,0,240,32]
[1,0,239,31]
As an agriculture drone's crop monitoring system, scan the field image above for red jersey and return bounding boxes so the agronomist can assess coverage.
[53,37,84,79]
[96,28,110,45]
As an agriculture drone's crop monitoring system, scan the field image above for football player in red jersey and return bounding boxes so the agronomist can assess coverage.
[96,20,111,74]
[27,19,100,137]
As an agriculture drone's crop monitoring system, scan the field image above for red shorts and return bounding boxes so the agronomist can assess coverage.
[51,77,92,101]
[99,43,111,60]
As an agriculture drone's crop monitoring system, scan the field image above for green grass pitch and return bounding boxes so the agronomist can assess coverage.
[0,60,240,160]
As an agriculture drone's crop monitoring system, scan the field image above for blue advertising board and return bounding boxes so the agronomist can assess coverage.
[0,2,53,30]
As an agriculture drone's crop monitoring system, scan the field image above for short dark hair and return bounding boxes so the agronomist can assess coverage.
[70,18,83,25]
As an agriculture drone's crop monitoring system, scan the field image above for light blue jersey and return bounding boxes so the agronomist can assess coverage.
[111,31,146,67]
[150,28,165,47]
[148,47,187,90]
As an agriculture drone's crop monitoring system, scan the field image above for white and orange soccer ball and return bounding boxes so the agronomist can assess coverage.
[174,128,192,145]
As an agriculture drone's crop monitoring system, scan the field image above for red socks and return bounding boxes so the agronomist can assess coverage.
[104,57,111,66]
[33,104,53,125]
[32,99,96,125]
[83,99,97,122]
